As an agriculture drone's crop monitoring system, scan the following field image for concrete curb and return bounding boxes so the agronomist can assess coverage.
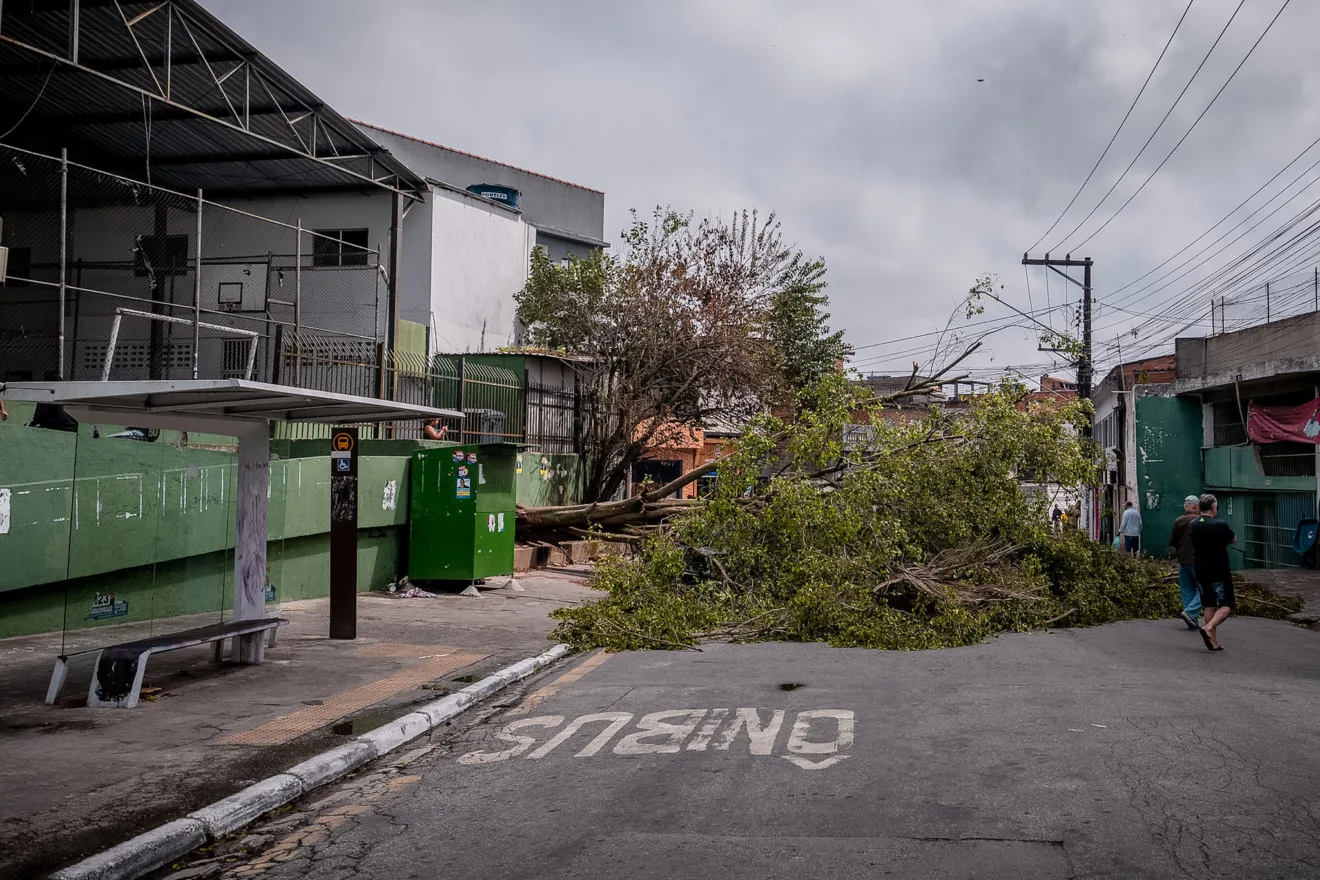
[51,643,570,880]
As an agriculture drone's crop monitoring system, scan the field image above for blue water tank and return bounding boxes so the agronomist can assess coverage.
[466,183,521,208]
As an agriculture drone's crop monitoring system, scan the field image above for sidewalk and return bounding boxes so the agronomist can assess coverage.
[0,569,595,879]
[1238,567,1320,625]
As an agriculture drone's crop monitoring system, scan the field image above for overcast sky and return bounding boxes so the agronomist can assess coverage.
[204,0,1316,384]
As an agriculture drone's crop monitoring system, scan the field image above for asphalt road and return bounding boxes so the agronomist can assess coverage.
[186,617,1320,880]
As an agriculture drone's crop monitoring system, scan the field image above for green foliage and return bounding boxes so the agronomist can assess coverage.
[766,258,849,397]
[552,379,1299,652]
[515,206,851,501]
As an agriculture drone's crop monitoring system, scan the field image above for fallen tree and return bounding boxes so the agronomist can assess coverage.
[515,341,985,542]
[547,373,1302,652]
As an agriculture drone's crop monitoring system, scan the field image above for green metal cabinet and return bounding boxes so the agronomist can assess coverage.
[409,444,517,581]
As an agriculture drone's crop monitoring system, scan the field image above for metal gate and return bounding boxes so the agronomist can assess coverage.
[1241,490,1315,569]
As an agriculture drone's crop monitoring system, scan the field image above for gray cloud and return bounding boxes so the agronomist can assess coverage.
[203,0,1315,381]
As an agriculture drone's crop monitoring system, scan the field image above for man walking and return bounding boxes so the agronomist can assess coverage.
[1119,501,1142,555]
[1190,493,1237,651]
[1167,495,1203,630]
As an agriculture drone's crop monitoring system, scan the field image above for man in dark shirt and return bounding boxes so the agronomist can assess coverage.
[1167,494,1203,630]
[1189,493,1236,651]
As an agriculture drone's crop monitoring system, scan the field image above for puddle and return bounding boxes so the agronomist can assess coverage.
[331,709,399,736]
[778,683,805,691]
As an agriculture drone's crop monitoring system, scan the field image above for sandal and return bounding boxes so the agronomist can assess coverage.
[1198,627,1216,652]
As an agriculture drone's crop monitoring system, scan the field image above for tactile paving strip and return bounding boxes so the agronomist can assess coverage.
[220,650,488,746]
[357,643,460,658]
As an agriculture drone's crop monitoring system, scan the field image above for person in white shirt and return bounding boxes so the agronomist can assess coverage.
[1119,501,1143,556]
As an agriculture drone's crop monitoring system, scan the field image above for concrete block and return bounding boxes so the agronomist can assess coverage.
[357,711,434,754]
[564,540,597,563]
[514,546,536,571]
[51,818,207,880]
[547,546,568,566]
[285,740,377,789]
[188,774,304,839]
[597,541,634,558]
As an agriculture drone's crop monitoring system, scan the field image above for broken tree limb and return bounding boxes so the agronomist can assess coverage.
[567,526,643,544]
[516,459,718,530]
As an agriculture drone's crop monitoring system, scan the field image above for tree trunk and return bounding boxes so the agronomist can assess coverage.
[517,460,719,529]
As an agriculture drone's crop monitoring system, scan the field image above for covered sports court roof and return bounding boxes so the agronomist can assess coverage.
[1,379,460,428]
[0,0,425,197]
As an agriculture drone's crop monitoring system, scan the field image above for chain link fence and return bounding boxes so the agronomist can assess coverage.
[2,143,531,444]
[0,143,382,388]
[1212,266,1320,335]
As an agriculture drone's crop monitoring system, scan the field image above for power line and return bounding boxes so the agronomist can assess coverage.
[1104,130,1320,304]
[847,303,1070,352]
[1092,189,1320,335]
[1025,0,1196,253]
[1049,0,1247,252]
[1083,160,1320,349]
[1071,0,1292,251]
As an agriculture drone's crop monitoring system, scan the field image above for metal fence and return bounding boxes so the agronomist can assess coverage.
[1258,443,1317,478]
[433,357,525,445]
[2,142,536,444]
[1240,490,1314,569]
[0,143,381,388]
[1211,266,1320,335]
[274,353,527,443]
[527,380,578,453]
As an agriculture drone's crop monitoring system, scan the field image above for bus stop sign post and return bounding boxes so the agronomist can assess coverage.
[329,427,358,639]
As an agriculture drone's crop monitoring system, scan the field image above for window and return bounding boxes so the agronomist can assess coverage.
[2,246,31,286]
[311,229,370,267]
[1095,411,1119,450]
[222,338,251,378]
[134,234,188,277]
[1212,401,1247,447]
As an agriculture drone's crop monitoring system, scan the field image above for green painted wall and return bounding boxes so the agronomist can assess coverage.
[461,353,526,374]
[0,403,419,639]
[515,452,582,507]
[1134,395,1204,558]
[0,410,412,591]
[0,404,580,639]
[0,531,403,640]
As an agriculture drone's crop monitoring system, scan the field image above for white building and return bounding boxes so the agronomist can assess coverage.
[0,0,605,392]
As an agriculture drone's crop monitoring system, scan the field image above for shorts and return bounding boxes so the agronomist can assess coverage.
[1198,579,1235,609]
[1123,535,1140,553]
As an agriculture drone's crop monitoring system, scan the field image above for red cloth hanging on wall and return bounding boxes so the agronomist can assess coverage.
[1246,397,1320,444]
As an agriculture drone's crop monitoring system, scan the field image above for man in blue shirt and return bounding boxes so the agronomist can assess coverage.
[1119,501,1142,556]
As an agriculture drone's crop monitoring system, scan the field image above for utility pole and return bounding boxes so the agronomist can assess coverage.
[1022,253,1093,402]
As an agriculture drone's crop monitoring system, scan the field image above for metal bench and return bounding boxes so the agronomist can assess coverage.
[46,617,288,709]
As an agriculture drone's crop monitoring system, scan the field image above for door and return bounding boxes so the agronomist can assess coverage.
[632,460,683,498]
